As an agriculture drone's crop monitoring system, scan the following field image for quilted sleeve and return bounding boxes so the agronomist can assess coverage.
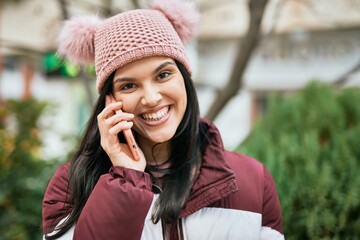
[73,166,154,240]
[42,162,72,234]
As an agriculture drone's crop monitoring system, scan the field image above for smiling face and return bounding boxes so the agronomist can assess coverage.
[112,56,187,147]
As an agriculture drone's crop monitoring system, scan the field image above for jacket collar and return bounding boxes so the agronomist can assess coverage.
[179,118,238,218]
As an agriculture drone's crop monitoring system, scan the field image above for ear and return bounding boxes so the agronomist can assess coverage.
[57,15,102,64]
[150,0,200,43]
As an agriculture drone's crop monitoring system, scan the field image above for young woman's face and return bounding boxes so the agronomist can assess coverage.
[112,56,187,145]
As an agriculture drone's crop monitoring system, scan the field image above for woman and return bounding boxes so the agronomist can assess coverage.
[42,0,284,239]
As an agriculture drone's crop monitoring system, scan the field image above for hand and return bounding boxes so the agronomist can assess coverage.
[97,95,146,171]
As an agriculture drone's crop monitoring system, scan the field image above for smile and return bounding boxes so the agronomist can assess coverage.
[142,106,170,122]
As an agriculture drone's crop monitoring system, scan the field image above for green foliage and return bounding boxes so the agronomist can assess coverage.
[0,99,60,240]
[237,82,360,239]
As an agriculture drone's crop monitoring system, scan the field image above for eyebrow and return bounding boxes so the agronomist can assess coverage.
[154,61,175,74]
[113,76,134,84]
[113,61,175,84]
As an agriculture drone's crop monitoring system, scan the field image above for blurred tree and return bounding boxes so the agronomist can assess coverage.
[237,82,360,239]
[130,0,141,9]
[205,0,268,120]
[0,99,60,240]
[57,0,68,20]
[334,60,360,87]
[204,0,360,120]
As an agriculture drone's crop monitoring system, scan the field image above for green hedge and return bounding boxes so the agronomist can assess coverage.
[0,99,60,240]
[237,82,360,239]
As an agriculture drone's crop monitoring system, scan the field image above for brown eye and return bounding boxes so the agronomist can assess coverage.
[158,71,171,80]
[120,83,136,91]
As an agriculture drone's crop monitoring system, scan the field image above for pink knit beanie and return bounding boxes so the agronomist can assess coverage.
[57,0,200,93]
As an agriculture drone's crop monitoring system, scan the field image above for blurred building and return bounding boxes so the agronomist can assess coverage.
[1,0,360,157]
[196,0,360,149]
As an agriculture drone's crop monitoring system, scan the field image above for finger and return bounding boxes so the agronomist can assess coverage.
[105,112,134,126]
[106,100,124,113]
[109,121,133,135]
[101,95,115,121]
[99,101,123,120]
[108,95,124,113]
[107,132,122,153]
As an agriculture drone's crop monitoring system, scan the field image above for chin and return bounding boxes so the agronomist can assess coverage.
[148,131,176,144]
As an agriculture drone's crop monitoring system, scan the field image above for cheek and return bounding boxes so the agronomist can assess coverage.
[178,88,187,114]
[176,82,187,111]
[117,96,137,114]
[166,84,187,124]
[168,77,186,99]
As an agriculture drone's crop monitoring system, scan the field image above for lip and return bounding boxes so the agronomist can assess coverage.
[138,105,172,127]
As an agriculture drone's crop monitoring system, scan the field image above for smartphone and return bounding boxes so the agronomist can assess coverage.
[116,110,141,161]
[110,94,141,161]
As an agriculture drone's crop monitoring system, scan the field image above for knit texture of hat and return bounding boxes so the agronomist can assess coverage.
[57,0,200,93]
[94,9,190,92]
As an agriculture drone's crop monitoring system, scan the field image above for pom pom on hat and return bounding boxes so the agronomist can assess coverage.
[151,0,200,43]
[57,16,102,64]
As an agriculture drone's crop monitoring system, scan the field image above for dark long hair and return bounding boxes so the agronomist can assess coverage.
[150,61,205,224]
[46,61,207,238]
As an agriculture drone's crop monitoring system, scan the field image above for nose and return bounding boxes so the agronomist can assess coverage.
[141,84,162,107]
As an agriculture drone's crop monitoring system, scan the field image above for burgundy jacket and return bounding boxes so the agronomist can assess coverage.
[42,119,284,239]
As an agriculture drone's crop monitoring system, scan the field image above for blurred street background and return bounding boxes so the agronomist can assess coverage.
[1,0,360,239]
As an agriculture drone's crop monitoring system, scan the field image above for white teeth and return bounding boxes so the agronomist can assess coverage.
[142,107,169,121]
